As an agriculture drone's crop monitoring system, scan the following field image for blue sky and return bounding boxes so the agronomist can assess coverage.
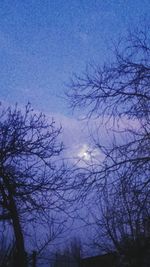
[0,0,150,115]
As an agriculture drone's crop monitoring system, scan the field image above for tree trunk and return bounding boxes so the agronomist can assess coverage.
[9,194,27,267]
[1,172,27,267]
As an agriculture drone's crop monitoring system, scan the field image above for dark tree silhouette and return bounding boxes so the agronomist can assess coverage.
[0,103,69,267]
[67,25,150,193]
[67,25,150,266]
[52,237,82,267]
[91,176,150,266]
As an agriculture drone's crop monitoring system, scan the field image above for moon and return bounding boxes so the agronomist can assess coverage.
[78,144,91,161]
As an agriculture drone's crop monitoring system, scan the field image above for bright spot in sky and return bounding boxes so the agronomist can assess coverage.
[77,144,104,164]
[78,144,92,161]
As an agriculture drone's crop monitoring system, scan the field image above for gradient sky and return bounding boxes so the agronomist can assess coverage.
[0,0,150,160]
[0,0,150,115]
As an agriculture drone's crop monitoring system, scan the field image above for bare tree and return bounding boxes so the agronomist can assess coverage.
[91,176,150,266]
[67,25,150,266]
[52,237,82,267]
[67,24,150,199]
[0,103,70,267]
